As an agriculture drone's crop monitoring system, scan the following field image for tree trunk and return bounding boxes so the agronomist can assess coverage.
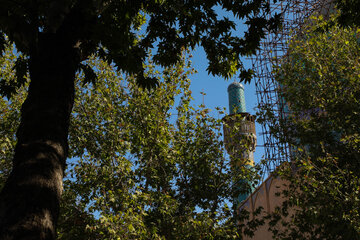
[0,33,77,240]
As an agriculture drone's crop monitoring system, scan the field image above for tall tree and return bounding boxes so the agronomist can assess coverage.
[0,1,281,239]
[261,14,360,239]
[58,53,239,239]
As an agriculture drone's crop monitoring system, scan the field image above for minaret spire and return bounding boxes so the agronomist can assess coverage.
[228,81,246,114]
[223,82,257,209]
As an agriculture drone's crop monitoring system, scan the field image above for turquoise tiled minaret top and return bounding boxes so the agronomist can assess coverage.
[227,82,246,114]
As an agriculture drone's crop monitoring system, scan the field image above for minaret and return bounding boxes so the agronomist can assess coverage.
[223,82,257,207]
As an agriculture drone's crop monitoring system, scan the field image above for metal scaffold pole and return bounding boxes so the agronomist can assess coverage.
[251,0,334,176]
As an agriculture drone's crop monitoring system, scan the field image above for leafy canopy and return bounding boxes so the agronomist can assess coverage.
[0,0,281,97]
[262,14,360,239]
[0,45,257,239]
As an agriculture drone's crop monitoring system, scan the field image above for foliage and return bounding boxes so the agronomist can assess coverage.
[0,42,27,189]
[0,1,281,238]
[64,54,239,239]
[0,0,282,97]
[264,14,360,239]
[0,46,251,239]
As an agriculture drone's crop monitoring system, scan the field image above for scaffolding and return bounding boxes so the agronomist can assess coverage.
[252,0,334,175]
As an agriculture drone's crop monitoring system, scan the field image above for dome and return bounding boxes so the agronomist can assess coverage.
[227,82,244,92]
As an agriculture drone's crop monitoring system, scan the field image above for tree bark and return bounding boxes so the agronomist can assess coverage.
[0,33,77,240]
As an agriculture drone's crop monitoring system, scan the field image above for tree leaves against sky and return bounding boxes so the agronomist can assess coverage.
[0,46,255,239]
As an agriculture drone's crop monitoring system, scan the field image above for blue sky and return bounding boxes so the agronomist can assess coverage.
[184,4,266,164]
[188,46,265,165]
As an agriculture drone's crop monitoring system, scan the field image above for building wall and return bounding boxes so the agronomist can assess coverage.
[239,175,292,240]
